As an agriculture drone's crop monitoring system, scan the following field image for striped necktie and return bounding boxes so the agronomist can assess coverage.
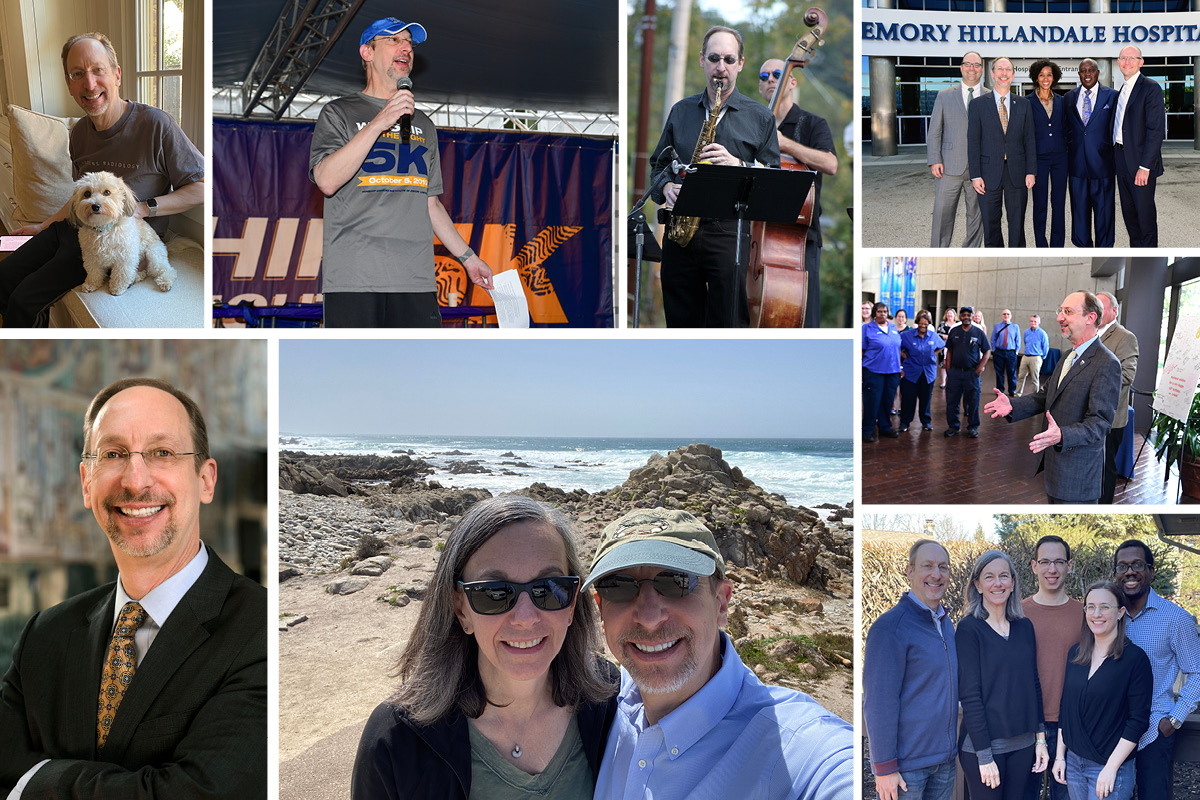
[97,601,148,749]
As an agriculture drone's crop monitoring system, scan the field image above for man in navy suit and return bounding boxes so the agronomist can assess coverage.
[1064,58,1118,247]
[1113,45,1165,247]
[0,378,266,799]
[968,57,1037,247]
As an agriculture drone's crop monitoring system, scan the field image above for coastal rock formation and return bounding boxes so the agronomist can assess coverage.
[279,451,436,495]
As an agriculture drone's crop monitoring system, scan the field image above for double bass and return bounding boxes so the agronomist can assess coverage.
[746,9,827,328]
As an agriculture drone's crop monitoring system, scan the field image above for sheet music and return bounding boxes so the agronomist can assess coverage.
[487,270,530,328]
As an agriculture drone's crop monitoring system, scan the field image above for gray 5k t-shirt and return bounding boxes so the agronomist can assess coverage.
[309,93,444,293]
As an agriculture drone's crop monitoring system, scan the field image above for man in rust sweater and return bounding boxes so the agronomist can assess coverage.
[1021,535,1083,800]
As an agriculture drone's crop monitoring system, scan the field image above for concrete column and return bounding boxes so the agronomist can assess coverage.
[870,57,897,156]
[984,0,1006,10]
[1089,0,1110,11]
[1123,257,1168,433]
[1194,57,1200,151]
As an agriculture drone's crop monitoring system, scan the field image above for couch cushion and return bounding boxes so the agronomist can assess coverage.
[7,105,76,226]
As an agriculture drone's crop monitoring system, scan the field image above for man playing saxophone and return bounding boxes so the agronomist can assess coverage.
[649,25,781,328]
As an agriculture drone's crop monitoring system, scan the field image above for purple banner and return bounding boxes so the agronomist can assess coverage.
[212,119,614,326]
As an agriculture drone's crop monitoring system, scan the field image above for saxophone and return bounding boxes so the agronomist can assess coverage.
[666,79,723,247]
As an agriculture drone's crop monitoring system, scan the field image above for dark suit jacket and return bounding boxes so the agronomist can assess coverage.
[1008,338,1121,501]
[1028,92,1066,158]
[1064,84,1118,180]
[0,546,267,799]
[968,91,1037,188]
[1100,322,1139,429]
[1115,74,1165,179]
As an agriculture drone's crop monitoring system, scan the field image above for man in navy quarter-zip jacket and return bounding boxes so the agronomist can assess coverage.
[864,539,960,800]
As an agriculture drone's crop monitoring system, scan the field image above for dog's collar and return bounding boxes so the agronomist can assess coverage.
[80,221,118,232]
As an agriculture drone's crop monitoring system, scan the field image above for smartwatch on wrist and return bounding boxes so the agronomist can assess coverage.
[146,197,158,218]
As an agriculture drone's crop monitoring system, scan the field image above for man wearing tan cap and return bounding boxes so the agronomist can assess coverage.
[586,508,852,800]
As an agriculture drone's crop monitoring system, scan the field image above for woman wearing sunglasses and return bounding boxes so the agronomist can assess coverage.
[1052,581,1151,800]
[351,495,617,799]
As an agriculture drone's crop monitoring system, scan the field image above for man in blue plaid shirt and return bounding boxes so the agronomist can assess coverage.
[1113,539,1200,800]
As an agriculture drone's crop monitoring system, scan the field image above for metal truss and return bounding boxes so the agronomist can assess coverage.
[214,85,617,136]
[239,0,366,120]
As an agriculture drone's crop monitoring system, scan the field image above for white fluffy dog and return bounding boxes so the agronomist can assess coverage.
[69,171,175,295]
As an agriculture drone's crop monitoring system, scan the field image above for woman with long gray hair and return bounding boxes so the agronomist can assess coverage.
[956,549,1049,800]
[351,495,617,799]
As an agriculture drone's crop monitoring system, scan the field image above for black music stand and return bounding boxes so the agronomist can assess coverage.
[672,164,814,326]
[625,213,662,328]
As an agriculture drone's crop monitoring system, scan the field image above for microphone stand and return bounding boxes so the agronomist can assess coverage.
[627,151,685,328]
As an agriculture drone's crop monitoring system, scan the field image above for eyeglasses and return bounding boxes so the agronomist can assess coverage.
[1117,56,1143,63]
[1085,604,1118,614]
[83,448,200,473]
[961,62,983,69]
[706,53,738,65]
[1036,559,1068,568]
[1114,561,1148,574]
[1056,307,1082,316]
[759,69,783,81]
[593,571,699,603]
[456,576,579,615]
[68,66,111,82]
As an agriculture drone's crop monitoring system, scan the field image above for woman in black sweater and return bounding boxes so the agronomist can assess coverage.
[956,550,1049,799]
[1052,581,1151,800]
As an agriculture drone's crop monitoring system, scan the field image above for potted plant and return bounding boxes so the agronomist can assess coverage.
[1148,389,1200,498]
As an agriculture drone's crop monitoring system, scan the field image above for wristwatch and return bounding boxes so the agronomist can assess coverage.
[146,197,158,218]
[1169,716,1184,730]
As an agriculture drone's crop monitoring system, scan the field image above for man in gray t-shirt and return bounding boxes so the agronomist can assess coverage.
[0,32,204,328]
[309,17,493,328]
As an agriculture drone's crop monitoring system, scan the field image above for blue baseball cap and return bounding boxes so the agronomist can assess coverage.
[359,17,427,48]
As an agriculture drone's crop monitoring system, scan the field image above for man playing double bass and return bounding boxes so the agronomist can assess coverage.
[649,25,780,328]
[757,57,837,329]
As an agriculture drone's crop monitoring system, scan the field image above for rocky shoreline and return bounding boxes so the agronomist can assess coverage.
[279,443,852,594]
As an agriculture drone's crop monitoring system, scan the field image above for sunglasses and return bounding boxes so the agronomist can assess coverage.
[457,576,579,615]
[759,69,783,81]
[706,53,738,65]
[593,571,699,603]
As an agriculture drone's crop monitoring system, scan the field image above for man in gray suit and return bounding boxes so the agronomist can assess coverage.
[984,291,1121,504]
[928,52,988,247]
[1097,290,1138,504]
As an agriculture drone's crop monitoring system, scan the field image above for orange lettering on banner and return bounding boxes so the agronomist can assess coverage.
[434,223,581,324]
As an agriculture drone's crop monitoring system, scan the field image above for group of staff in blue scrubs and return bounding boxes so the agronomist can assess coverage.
[862,304,946,441]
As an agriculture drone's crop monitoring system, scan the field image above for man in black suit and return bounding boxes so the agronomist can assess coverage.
[985,291,1121,504]
[0,379,266,798]
[968,56,1037,247]
[1064,58,1118,247]
[1113,45,1165,247]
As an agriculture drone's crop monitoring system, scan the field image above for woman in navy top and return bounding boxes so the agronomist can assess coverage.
[861,301,901,443]
[1029,59,1068,248]
[956,550,1048,800]
[1053,581,1151,800]
[899,310,945,432]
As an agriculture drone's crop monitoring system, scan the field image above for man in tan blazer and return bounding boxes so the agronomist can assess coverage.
[1097,291,1139,504]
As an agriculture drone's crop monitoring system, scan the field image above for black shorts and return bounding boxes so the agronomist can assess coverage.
[323,292,441,328]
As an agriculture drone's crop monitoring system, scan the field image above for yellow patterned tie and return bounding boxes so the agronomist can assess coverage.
[1057,350,1078,389]
[999,95,1009,134]
[97,601,148,749]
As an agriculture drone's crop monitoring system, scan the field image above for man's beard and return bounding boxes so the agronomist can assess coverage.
[103,493,176,558]
[618,624,698,695]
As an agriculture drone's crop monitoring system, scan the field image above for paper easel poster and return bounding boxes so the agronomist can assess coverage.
[1153,314,1200,423]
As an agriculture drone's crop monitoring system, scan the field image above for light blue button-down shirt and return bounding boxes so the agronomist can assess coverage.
[1022,326,1050,358]
[593,632,853,800]
[990,321,1021,353]
[1125,587,1200,749]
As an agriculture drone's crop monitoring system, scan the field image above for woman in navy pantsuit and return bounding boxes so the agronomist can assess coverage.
[1029,60,1068,248]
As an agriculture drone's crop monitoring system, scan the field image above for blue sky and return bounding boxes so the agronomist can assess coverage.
[279,338,851,439]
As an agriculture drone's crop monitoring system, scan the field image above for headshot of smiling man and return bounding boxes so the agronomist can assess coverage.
[0,375,267,798]
[587,508,852,800]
